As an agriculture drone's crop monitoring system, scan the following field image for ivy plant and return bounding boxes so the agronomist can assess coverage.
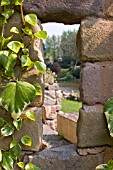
[96,97,113,170]
[0,0,47,169]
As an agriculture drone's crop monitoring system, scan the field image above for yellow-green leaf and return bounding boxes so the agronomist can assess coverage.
[34,31,47,40]
[0,81,36,120]
[10,27,19,34]
[34,61,46,74]
[7,41,24,53]
[25,14,37,26]
[1,0,10,6]
[17,162,24,169]
[25,110,35,121]
[21,135,32,146]
[2,9,14,19]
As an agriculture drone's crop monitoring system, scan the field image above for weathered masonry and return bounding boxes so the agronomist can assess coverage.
[23,0,113,147]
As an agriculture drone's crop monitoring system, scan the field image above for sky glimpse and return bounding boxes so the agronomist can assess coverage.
[42,23,80,37]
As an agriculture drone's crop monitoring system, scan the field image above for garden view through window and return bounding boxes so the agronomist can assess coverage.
[42,23,82,113]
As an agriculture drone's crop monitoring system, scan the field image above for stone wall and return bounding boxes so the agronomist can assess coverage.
[42,82,62,128]
[77,17,113,148]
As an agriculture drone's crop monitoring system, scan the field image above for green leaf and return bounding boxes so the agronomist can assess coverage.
[10,27,19,34]
[21,55,32,67]
[21,135,32,146]
[10,140,17,149]
[1,122,14,137]
[13,118,22,130]
[34,31,47,40]
[22,27,32,35]
[0,18,7,26]
[104,97,113,137]
[2,152,14,170]
[34,165,40,170]
[22,48,29,55]
[2,36,13,49]
[96,164,109,170]
[0,51,17,77]
[0,117,5,127]
[34,61,46,74]
[107,160,113,169]
[25,110,35,121]
[2,9,14,19]
[1,0,10,6]
[25,163,40,170]
[17,162,25,169]
[25,163,34,170]
[0,150,2,162]
[7,41,24,53]
[0,81,36,120]
[12,0,23,5]
[34,83,42,96]
[25,14,37,26]
[9,141,21,160]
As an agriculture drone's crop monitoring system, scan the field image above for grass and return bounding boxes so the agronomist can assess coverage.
[61,99,82,113]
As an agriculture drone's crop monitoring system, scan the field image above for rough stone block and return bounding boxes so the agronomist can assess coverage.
[55,90,63,99]
[26,144,104,170]
[0,107,42,151]
[105,1,113,17]
[45,90,56,99]
[80,62,113,105]
[77,105,113,148]
[23,0,105,24]
[42,105,52,122]
[57,112,78,143]
[23,21,44,62]
[77,17,113,62]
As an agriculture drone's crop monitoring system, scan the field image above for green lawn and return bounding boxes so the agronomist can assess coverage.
[61,99,82,113]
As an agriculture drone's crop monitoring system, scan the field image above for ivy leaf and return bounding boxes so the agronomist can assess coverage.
[25,110,35,121]
[34,83,42,96]
[12,0,24,5]
[34,31,47,40]
[0,51,17,77]
[107,160,113,169]
[0,81,36,120]
[25,163,34,170]
[1,122,14,137]
[34,61,46,74]
[22,48,29,55]
[22,27,32,35]
[10,27,19,34]
[2,36,13,49]
[21,135,32,146]
[0,150,2,162]
[104,97,113,137]
[2,152,14,170]
[17,162,25,169]
[1,0,10,6]
[2,9,14,19]
[0,18,7,26]
[34,165,40,170]
[13,118,22,130]
[0,117,5,127]
[96,164,109,170]
[7,41,24,53]
[25,14,37,26]
[21,55,32,67]
[25,163,40,170]
[9,141,21,160]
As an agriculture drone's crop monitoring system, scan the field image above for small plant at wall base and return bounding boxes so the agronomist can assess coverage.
[0,0,47,169]
[96,97,113,170]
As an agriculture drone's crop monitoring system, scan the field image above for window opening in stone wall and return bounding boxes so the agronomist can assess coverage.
[42,22,82,148]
